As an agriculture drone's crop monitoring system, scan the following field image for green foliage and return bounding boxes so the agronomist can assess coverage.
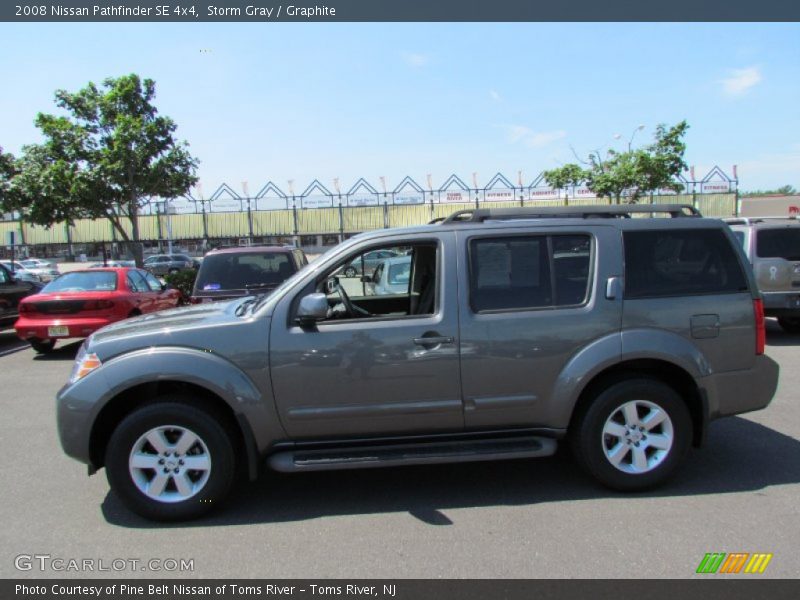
[543,121,690,204]
[542,163,585,191]
[164,269,197,299]
[1,74,199,265]
[743,185,797,197]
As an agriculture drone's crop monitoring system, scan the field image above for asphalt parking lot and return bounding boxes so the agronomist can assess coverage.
[0,322,798,579]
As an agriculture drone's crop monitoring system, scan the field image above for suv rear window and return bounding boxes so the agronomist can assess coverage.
[756,228,800,261]
[196,252,294,291]
[469,234,591,312]
[624,229,748,299]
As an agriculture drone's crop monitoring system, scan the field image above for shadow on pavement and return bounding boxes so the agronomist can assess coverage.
[102,415,800,529]
[766,318,800,347]
[32,340,83,361]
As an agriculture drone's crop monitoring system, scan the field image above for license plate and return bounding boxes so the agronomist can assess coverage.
[47,325,69,337]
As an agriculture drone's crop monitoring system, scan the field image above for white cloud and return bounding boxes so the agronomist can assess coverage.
[720,66,762,96]
[489,89,501,102]
[504,125,566,148]
[402,52,429,67]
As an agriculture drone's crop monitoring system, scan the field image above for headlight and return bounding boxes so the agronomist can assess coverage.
[69,346,103,384]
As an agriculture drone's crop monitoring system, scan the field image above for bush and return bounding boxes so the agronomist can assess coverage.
[164,269,197,300]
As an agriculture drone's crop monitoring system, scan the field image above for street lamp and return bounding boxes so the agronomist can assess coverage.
[614,124,645,152]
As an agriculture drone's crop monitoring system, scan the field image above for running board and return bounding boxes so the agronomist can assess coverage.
[268,436,557,473]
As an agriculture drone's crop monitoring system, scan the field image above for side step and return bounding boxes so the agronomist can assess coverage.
[268,436,557,473]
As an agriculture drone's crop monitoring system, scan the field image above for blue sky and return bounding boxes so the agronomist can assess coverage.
[1,22,798,193]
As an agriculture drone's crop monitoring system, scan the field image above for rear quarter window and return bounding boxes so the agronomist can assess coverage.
[755,228,800,261]
[623,229,748,299]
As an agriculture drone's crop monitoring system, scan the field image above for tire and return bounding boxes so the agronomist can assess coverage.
[777,317,800,334]
[105,399,236,521]
[30,339,56,354]
[570,378,692,492]
[343,266,357,278]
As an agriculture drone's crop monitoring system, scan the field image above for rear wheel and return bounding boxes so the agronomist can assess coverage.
[30,338,56,354]
[778,317,800,334]
[343,266,357,278]
[571,378,691,491]
[105,399,236,521]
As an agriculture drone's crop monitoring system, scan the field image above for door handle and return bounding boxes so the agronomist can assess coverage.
[413,336,454,347]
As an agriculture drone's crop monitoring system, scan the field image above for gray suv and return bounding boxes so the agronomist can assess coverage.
[56,205,779,521]
[143,254,196,276]
[725,216,800,333]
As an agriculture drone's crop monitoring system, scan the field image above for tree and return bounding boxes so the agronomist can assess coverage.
[1,75,198,265]
[543,121,690,204]
[742,185,797,197]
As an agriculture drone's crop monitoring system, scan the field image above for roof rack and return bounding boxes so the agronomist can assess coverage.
[723,215,798,226]
[438,204,702,224]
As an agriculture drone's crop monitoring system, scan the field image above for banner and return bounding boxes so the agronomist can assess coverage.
[255,196,288,211]
[347,194,379,207]
[441,190,471,204]
[484,189,516,203]
[394,192,424,205]
[528,187,560,201]
[209,197,242,212]
[301,195,333,209]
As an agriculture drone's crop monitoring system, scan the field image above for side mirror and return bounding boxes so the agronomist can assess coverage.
[325,277,339,295]
[296,293,329,325]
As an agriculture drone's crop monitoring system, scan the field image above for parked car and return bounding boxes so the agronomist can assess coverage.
[18,259,60,282]
[0,263,43,328]
[365,255,411,296]
[89,260,136,268]
[14,267,182,353]
[0,261,41,283]
[725,216,800,333]
[342,249,398,277]
[56,204,778,521]
[143,254,197,276]
[191,246,307,303]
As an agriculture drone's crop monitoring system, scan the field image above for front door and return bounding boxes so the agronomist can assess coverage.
[269,232,463,439]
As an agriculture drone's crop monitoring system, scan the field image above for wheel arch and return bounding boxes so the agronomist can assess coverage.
[89,380,260,480]
[568,359,707,448]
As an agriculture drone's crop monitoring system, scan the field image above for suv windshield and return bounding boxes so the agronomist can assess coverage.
[43,271,117,292]
[196,252,294,291]
[756,228,800,260]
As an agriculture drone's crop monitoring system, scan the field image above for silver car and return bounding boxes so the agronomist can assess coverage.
[56,204,779,521]
[0,261,40,283]
[725,216,800,333]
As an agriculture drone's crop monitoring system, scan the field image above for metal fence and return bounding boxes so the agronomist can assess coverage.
[0,192,738,246]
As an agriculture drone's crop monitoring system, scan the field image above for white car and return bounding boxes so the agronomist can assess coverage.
[18,259,60,282]
[0,261,41,283]
[365,255,412,296]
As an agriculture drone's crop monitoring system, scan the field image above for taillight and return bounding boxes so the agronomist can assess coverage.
[753,298,765,355]
[83,299,115,310]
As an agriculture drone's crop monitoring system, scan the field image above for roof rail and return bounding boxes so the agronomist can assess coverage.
[723,215,798,226]
[440,204,702,224]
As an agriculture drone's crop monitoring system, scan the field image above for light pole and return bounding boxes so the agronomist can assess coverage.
[614,124,645,152]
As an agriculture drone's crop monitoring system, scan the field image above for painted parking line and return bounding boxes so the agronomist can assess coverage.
[0,343,28,358]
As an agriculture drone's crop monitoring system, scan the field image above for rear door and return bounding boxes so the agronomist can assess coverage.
[456,225,622,429]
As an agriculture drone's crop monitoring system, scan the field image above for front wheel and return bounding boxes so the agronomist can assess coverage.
[343,266,357,278]
[105,399,236,521]
[778,316,800,334]
[571,378,691,491]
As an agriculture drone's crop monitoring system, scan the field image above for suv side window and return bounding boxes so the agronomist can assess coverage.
[314,242,436,320]
[469,234,592,312]
[0,265,9,284]
[624,229,748,299]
